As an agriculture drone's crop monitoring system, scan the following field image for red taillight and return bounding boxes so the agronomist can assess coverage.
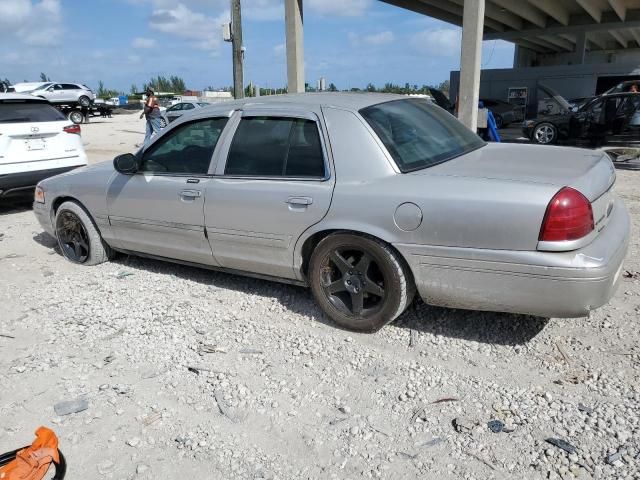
[63,124,81,135]
[539,187,594,242]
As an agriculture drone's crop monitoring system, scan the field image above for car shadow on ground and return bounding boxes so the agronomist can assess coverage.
[32,237,550,345]
[0,197,33,216]
[392,301,549,346]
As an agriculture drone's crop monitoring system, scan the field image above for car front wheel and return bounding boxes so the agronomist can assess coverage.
[78,95,91,107]
[55,201,113,265]
[533,122,558,144]
[309,233,415,332]
[159,117,167,128]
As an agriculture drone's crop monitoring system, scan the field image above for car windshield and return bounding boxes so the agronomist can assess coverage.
[0,102,66,123]
[32,83,52,91]
[360,99,485,172]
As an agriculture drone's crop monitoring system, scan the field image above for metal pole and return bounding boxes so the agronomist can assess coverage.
[231,0,244,99]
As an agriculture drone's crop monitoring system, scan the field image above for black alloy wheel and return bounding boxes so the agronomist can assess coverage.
[56,210,90,263]
[309,233,415,332]
[320,248,386,317]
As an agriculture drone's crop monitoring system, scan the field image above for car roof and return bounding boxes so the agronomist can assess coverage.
[199,92,411,114]
[0,93,49,102]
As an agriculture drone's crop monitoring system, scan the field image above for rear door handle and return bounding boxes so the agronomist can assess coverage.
[286,196,313,206]
[180,189,201,199]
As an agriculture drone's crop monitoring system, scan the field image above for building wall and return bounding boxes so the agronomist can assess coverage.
[450,62,640,118]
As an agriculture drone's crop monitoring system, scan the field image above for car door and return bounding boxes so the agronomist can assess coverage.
[204,109,335,279]
[60,84,78,102]
[107,116,229,265]
[47,84,64,102]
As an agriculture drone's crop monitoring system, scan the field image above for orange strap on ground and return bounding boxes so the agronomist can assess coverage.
[0,427,60,480]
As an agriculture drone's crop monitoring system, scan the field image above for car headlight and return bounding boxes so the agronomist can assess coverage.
[34,185,45,204]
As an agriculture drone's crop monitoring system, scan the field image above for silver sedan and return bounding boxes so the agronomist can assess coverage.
[160,101,211,127]
[33,93,630,332]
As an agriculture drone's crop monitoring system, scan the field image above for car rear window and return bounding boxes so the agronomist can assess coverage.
[360,99,485,172]
[0,102,66,123]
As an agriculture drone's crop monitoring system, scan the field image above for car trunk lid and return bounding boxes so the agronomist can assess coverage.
[421,143,615,202]
[0,120,80,165]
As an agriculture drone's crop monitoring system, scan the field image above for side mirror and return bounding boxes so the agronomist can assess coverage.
[113,153,138,174]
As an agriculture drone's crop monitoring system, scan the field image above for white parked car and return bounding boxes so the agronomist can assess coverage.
[29,82,96,107]
[0,94,87,198]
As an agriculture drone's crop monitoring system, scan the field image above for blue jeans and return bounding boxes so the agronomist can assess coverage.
[144,117,163,146]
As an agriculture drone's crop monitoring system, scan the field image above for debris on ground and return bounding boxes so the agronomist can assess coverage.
[487,419,505,433]
[53,398,89,416]
[606,448,628,464]
[545,438,578,455]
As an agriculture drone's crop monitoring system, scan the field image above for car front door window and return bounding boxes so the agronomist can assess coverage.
[140,118,228,175]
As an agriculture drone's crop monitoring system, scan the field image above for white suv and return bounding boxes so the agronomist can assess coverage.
[29,82,95,107]
[0,94,87,198]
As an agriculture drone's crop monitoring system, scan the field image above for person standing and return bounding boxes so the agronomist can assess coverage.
[140,88,162,146]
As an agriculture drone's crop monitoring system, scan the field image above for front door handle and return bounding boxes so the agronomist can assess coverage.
[180,189,201,199]
[286,196,313,206]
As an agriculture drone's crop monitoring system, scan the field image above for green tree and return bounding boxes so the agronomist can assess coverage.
[130,84,138,95]
[328,83,338,92]
[96,80,121,100]
[365,83,377,92]
[39,72,50,82]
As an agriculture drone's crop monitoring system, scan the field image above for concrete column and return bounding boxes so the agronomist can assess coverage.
[575,31,587,64]
[458,0,485,130]
[285,0,304,93]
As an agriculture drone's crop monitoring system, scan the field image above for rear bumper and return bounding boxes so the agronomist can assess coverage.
[0,165,83,197]
[395,197,630,318]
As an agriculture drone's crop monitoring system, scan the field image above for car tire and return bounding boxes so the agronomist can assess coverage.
[309,233,415,332]
[78,95,91,107]
[68,110,84,124]
[494,114,504,129]
[159,117,167,128]
[533,122,558,144]
[55,201,114,266]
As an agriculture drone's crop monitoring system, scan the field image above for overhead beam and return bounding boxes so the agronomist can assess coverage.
[538,35,575,51]
[609,29,628,47]
[576,0,603,23]
[514,38,553,53]
[527,0,569,26]
[490,0,546,27]
[523,37,564,52]
[608,0,627,21]
[405,0,506,32]
[484,11,640,41]
[449,0,523,30]
[629,28,640,46]
[587,32,607,49]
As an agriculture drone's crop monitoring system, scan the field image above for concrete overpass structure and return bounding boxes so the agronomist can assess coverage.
[283,0,640,129]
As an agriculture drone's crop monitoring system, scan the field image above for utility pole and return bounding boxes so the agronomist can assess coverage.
[231,0,244,99]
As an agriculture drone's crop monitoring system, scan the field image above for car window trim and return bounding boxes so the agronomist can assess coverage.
[213,109,331,182]
[137,116,230,177]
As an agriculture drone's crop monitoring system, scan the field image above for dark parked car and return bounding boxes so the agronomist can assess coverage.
[524,85,640,145]
[479,98,519,128]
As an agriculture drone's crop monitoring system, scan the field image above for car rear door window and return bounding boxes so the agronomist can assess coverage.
[224,117,325,178]
[139,117,228,175]
[62,84,79,89]
[0,102,66,123]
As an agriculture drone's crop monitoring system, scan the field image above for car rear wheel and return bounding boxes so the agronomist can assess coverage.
[533,122,557,144]
[309,233,415,332]
[55,201,113,265]
[78,95,91,107]
[159,117,167,128]
[494,114,504,129]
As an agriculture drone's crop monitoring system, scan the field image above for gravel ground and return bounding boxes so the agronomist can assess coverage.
[1,115,639,479]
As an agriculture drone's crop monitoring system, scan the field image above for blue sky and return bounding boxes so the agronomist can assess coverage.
[0,0,515,92]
